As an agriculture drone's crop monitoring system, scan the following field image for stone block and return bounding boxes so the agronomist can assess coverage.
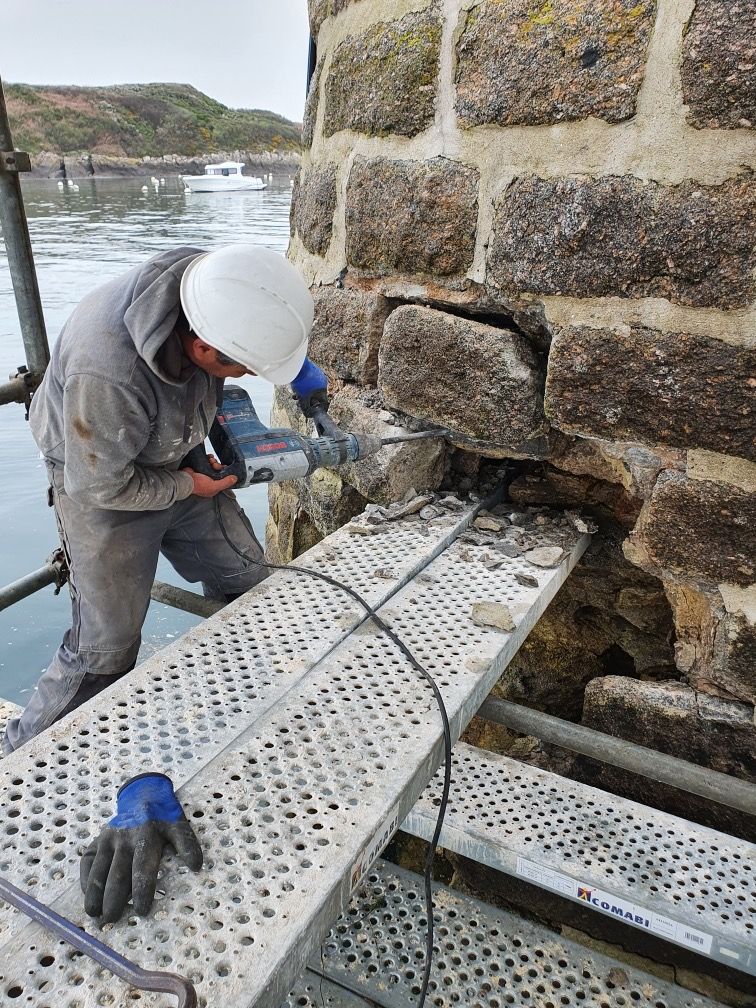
[308,0,330,36]
[681,0,756,129]
[582,677,756,782]
[633,472,755,587]
[379,305,548,457]
[346,157,479,278]
[324,10,441,137]
[488,175,756,309]
[308,286,391,385]
[291,163,338,257]
[711,611,756,705]
[302,56,324,149]
[329,386,447,505]
[266,482,323,565]
[546,325,755,459]
[456,0,654,127]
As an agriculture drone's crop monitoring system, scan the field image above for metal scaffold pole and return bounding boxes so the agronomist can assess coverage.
[0,73,50,406]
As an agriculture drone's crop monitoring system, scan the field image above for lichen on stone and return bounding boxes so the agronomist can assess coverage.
[456,0,656,127]
[324,9,441,137]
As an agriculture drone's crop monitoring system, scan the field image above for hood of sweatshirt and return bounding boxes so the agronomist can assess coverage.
[123,245,206,385]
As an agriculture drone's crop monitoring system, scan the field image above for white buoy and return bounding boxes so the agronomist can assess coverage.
[57,181,64,189]
[159,177,165,184]
[72,184,80,192]
[150,176,158,183]
[141,185,149,192]
[67,179,74,187]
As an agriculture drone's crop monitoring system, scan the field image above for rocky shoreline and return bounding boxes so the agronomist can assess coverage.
[29,149,302,179]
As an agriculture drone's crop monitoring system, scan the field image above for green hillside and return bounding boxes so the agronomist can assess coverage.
[5,82,302,157]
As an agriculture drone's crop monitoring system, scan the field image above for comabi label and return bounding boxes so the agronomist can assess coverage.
[516,857,713,955]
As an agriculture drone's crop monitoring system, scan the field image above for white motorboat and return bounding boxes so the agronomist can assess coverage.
[181,161,267,193]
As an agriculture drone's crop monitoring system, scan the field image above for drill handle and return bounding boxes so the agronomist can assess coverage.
[310,405,345,440]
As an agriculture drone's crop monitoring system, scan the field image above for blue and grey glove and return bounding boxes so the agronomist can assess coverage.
[291,357,328,420]
[80,773,203,923]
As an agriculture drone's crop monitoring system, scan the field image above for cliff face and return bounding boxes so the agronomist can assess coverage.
[6,82,302,166]
[280,0,755,830]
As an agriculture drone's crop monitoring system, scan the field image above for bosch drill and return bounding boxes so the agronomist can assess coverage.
[182,362,442,487]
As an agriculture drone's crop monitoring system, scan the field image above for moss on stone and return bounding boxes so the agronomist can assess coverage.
[324,10,441,138]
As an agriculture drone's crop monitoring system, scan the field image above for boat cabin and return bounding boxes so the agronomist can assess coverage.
[204,161,246,176]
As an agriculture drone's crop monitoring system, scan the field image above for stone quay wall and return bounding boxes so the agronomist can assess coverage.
[277,0,756,805]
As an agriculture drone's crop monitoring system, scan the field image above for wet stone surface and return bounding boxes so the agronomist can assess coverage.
[346,156,479,278]
[546,324,756,459]
[488,175,756,309]
[456,0,655,127]
[324,10,441,137]
[291,163,338,256]
[681,0,756,129]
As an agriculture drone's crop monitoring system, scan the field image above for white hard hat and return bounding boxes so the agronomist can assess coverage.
[180,244,314,384]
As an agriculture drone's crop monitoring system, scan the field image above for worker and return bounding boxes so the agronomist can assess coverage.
[2,244,323,758]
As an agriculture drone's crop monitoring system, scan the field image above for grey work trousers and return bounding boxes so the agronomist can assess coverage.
[2,462,267,753]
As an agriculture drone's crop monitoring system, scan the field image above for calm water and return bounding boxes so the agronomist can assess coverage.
[0,174,295,703]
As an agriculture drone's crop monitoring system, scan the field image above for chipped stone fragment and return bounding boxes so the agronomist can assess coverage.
[474,516,504,532]
[419,505,444,520]
[525,546,565,568]
[373,567,397,579]
[515,572,540,588]
[471,601,516,632]
[496,542,524,559]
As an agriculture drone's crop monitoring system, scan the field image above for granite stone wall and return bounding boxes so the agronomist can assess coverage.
[279,0,755,795]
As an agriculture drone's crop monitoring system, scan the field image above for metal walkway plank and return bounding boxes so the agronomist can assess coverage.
[0,516,588,1006]
[312,860,724,1008]
[0,498,479,941]
[283,972,375,1007]
[403,742,756,975]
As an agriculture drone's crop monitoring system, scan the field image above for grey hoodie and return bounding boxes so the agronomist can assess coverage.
[29,246,219,511]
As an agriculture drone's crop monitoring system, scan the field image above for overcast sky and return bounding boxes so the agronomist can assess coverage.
[0,0,311,122]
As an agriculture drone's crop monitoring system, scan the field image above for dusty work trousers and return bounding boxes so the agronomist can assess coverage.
[2,462,267,753]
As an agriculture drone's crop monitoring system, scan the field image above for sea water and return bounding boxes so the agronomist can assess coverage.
[0,174,294,702]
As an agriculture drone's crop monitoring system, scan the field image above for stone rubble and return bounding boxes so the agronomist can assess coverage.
[471,601,516,633]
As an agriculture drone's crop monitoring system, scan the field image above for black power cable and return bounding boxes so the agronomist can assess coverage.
[213,496,451,1008]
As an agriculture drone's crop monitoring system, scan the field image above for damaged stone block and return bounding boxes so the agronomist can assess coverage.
[487,175,756,309]
[265,482,324,565]
[379,305,549,458]
[324,10,441,138]
[681,0,756,129]
[291,163,338,257]
[329,386,447,505]
[582,676,756,783]
[546,325,755,460]
[308,286,391,385]
[630,471,755,587]
[346,157,479,279]
[456,0,655,128]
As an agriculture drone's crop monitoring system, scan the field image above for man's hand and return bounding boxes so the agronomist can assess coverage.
[181,460,237,497]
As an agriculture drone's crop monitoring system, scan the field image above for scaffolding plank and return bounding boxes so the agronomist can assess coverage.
[0,515,588,1006]
[403,742,756,975]
[0,497,479,941]
[312,860,724,1008]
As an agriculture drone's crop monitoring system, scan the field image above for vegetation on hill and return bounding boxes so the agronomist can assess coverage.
[5,82,302,157]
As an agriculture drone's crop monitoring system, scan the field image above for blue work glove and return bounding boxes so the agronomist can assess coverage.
[291,357,328,419]
[80,773,203,924]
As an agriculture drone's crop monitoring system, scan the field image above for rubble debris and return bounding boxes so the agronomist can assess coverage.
[515,572,540,588]
[525,546,566,568]
[471,601,516,632]
[372,567,397,579]
[474,516,505,532]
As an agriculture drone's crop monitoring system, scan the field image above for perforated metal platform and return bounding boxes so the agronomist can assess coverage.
[0,505,588,1006]
[308,861,723,1008]
[403,743,756,975]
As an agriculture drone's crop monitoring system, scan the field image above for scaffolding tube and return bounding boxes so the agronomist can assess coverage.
[0,559,65,612]
[151,581,225,618]
[477,695,756,818]
[0,74,50,404]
